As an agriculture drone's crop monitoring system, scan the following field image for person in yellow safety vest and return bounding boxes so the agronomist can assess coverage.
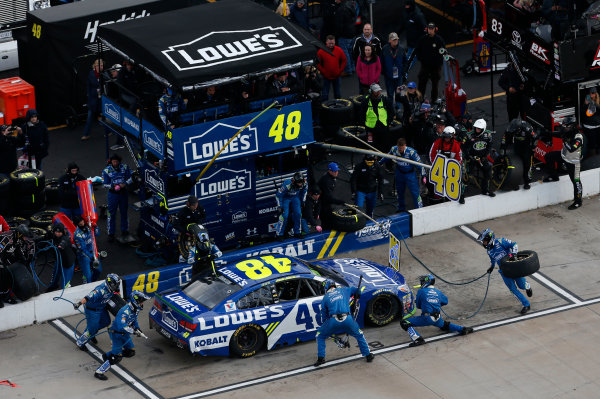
[362,83,394,151]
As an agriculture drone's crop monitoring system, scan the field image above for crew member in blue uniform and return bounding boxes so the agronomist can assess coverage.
[382,137,425,212]
[94,290,150,380]
[102,153,133,243]
[74,273,121,350]
[314,280,374,366]
[400,274,473,346]
[73,215,101,283]
[276,171,307,238]
[479,228,533,314]
[158,87,187,130]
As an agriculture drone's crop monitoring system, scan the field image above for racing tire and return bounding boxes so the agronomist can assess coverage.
[336,125,366,146]
[13,191,46,215]
[328,206,367,232]
[321,99,354,139]
[44,178,60,205]
[491,150,522,191]
[5,216,29,228]
[349,95,364,124]
[366,293,400,326]
[229,324,265,358]
[10,169,46,194]
[28,226,49,243]
[499,250,540,278]
[7,262,36,302]
[30,210,58,229]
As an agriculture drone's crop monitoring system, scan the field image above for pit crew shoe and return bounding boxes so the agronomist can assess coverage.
[94,372,108,381]
[543,176,559,182]
[568,202,582,210]
[409,337,425,347]
[91,337,98,344]
[520,305,530,315]
[314,357,326,367]
[526,287,533,297]
[524,183,531,190]
[77,343,87,352]
[460,327,474,335]
[366,353,375,362]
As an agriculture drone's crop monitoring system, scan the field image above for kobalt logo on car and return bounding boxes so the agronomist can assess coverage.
[184,123,258,167]
[196,168,252,199]
[104,103,120,122]
[530,42,550,64]
[162,26,302,71]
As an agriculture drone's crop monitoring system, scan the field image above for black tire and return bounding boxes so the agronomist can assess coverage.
[29,226,49,242]
[45,178,60,205]
[5,216,29,228]
[10,169,46,194]
[336,125,366,146]
[329,206,367,232]
[30,210,58,229]
[389,119,403,138]
[500,250,540,278]
[349,94,364,124]
[13,191,46,215]
[366,293,400,326]
[229,324,265,358]
[7,262,36,301]
[491,149,522,191]
[321,99,354,139]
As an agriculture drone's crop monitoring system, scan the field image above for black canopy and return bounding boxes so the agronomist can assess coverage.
[97,0,323,90]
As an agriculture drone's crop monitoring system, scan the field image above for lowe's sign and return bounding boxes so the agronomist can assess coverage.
[195,168,252,199]
[143,123,165,159]
[170,102,313,171]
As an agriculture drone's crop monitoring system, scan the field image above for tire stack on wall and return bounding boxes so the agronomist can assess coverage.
[320,99,354,141]
[9,169,46,216]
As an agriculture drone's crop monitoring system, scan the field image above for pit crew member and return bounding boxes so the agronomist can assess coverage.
[73,215,101,283]
[383,137,425,212]
[464,119,495,198]
[276,171,307,238]
[102,153,133,242]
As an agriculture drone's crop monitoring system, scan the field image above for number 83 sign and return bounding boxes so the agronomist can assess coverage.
[429,154,462,201]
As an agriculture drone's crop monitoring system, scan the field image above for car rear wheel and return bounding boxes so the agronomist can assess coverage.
[230,324,265,358]
[366,293,399,326]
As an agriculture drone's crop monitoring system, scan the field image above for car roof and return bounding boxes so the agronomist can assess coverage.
[219,255,314,288]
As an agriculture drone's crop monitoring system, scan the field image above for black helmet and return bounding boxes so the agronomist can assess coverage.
[292,172,305,185]
[561,116,577,131]
[52,223,65,234]
[109,153,122,162]
[105,273,121,292]
[521,121,533,136]
[419,274,435,288]
[130,290,150,311]
[506,118,522,134]
[67,162,79,171]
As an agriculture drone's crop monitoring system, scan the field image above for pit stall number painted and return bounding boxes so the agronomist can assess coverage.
[429,154,462,201]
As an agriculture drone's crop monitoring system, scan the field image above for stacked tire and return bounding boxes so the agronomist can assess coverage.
[0,174,9,215]
[9,169,45,215]
[321,99,354,141]
[45,177,60,205]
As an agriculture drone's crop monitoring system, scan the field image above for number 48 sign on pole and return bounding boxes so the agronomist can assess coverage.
[429,154,462,201]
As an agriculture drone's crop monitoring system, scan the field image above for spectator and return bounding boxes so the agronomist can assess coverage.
[333,0,357,75]
[20,109,49,169]
[396,82,423,147]
[408,22,446,102]
[158,87,187,130]
[381,32,407,101]
[404,0,427,73]
[383,137,425,212]
[303,66,323,101]
[356,45,381,94]
[352,23,382,63]
[47,223,75,292]
[411,102,433,155]
[301,187,322,234]
[498,61,526,122]
[102,153,133,242]
[582,87,600,157]
[195,85,224,107]
[361,83,394,151]
[541,0,570,40]
[175,195,207,264]
[317,35,347,101]
[0,124,25,174]
[103,64,121,99]
[267,71,299,96]
[73,215,101,284]
[81,59,104,141]
[289,0,310,30]
[58,162,86,220]
[318,162,345,227]
[0,214,8,232]
[276,172,307,239]
[351,154,384,217]
[118,60,139,113]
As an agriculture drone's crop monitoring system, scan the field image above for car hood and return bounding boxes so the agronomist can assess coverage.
[312,258,406,288]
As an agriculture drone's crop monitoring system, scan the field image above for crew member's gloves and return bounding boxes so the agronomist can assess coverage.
[379,193,384,201]
[421,177,427,185]
[74,301,82,310]
[114,184,121,191]
[315,225,323,233]
[508,253,515,259]
[486,266,494,274]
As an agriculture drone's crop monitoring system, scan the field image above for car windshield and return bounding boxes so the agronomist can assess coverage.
[293,257,347,287]
[183,274,242,309]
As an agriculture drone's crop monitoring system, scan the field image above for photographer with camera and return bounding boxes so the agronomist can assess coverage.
[396,82,423,148]
[0,124,25,174]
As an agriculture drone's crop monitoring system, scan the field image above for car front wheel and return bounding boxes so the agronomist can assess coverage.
[366,293,399,326]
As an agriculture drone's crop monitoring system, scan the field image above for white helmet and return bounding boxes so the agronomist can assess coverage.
[473,119,487,131]
[442,126,455,138]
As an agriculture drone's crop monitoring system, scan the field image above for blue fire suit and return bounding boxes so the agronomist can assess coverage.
[74,225,101,283]
[487,237,530,307]
[384,145,424,211]
[102,163,133,236]
[95,303,140,376]
[316,286,371,358]
[275,178,307,236]
[76,281,114,348]
[158,93,186,129]
[402,286,466,342]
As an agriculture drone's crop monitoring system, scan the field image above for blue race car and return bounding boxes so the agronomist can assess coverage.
[148,255,414,357]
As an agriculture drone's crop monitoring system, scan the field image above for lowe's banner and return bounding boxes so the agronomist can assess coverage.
[142,121,165,159]
[169,101,313,171]
[121,213,410,297]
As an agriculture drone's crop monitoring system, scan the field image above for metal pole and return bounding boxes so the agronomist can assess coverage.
[316,142,431,169]
[490,41,495,132]
[369,3,374,29]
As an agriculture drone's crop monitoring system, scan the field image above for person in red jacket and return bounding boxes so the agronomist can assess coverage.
[429,126,462,164]
[356,44,381,95]
[317,35,347,101]
[0,214,8,233]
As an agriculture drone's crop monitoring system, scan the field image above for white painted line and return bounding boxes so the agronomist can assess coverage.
[459,224,479,239]
[531,272,582,304]
[51,319,163,399]
[174,296,600,399]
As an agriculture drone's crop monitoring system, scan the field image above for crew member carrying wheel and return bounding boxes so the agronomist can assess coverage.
[275,172,307,238]
[400,274,473,347]
[478,228,533,314]
[543,116,584,210]
[502,119,537,190]
[464,119,496,198]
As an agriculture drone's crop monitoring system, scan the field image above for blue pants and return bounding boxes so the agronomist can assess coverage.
[355,191,377,217]
[338,38,355,74]
[108,331,134,356]
[82,107,97,137]
[316,316,370,358]
[276,196,301,236]
[107,192,129,236]
[322,77,342,101]
[404,313,464,340]
[395,169,422,211]
[385,76,401,101]
[77,308,111,346]
[78,253,101,283]
[60,207,81,221]
[499,270,530,307]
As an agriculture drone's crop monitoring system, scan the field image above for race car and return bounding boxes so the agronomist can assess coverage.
[148,255,414,357]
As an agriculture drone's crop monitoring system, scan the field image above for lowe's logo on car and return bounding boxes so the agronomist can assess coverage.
[145,169,165,195]
[143,129,164,156]
[190,333,230,351]
[84,11,151,43]
[196,168,252,199]
[165,293,201,313]
[161,309,178,332]
[104,103,120,123]
[183,123,258,167]
[162,26,302,71]
[198,305,285,331]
